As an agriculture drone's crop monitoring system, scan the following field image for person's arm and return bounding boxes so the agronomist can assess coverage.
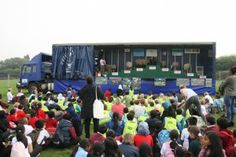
[97,87,105,100]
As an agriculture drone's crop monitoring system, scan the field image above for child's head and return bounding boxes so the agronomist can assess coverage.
[98,124,107,134]
[149,102,154,107]
[129,101,134,106]
[106,129,116,139]
[188,126,200,139]
[80,138,91,151]
[18,104,24,110]
[176,109,182,115]
[123,133,134,144]
[10,108,16,115]
[30,110,36,118]
[206,115,216,126]
[109,97,113,103]
[140,99,146,106]
[169,129,179,141]
[217,117,228,130]
[48,111,55,118]
[123,107,129,114]
[187,116,197,126]
[149,110,159,119]
[91,142,105,156]
[112,112,120,122]
[134,99,139,105]
[35,119,44,129]
[127,112,134,121]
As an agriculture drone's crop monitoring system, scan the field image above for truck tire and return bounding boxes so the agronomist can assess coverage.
[28,82,38,94]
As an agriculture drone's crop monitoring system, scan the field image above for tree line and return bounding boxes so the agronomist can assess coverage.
[0,55,30,79]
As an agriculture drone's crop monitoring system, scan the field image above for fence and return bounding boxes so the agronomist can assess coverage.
[0,73,19,80]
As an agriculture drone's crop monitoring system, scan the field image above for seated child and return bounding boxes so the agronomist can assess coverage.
[28,110,39,128]
[45,111,58,135]
[16,104,26,121]
[123,111,138,136]
[176,109,185,133]
[89,124,107,145]
[106,112,124,136]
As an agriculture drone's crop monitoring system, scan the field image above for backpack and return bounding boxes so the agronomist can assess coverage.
[10,142,26,157]
[28,129,41,147]
[157,130,170,146]
[52,128,65,145]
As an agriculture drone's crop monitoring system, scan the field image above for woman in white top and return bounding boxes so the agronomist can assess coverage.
[11,125,33,157]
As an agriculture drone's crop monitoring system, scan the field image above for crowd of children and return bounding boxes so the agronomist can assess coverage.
[0,84,236,157]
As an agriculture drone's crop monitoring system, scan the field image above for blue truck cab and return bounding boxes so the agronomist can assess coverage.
[17,52,53,93]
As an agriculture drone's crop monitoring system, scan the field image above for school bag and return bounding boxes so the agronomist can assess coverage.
[28,129,41,147]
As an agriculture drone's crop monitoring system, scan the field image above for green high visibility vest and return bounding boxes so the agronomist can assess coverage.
[123,120,137,135]
[164,117,178,131]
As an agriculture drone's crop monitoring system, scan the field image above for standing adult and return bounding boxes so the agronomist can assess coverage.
[221,66,236,126]
[179,85,206,123]
[99,58,106,76]
[79,76,105,138]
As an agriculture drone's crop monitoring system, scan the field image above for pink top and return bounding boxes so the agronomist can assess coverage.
[111,103,125,119]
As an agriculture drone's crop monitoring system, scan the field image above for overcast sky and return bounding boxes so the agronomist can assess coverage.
[0,0,235,60]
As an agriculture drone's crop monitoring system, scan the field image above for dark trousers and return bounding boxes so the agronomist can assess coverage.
[183,96,206,123]
[72,118,83,137]
[84,118,99,138]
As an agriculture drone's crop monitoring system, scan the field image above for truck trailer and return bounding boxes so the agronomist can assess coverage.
[18,42,216,94]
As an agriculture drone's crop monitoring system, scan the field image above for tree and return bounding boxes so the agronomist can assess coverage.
[216,55,236,71]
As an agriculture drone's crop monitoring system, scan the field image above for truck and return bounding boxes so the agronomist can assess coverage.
[17,52,54,93]
[18,42,216,95]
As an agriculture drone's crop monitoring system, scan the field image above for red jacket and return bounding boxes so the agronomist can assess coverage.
[16,110,26,121]
[28,117,39,128]
[206,125,219,133]
[133,134,154,148]
[89,133,106,145]
[46,118,58,128]
[37,109,46,120]
[218,129,235,151]
[7,114,17,122]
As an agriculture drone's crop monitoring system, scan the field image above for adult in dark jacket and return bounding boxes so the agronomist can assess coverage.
[79,76,105,138]
[66,103,83,137]
[56,113,73,147]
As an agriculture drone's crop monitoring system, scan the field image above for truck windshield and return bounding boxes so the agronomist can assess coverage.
[22,65,31,73]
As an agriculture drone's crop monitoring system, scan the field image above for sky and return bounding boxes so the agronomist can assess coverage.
[0,0,236,60]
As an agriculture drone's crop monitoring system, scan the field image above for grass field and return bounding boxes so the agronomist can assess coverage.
[0,79,224,157]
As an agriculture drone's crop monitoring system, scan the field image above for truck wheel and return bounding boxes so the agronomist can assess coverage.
[28,83,38,94]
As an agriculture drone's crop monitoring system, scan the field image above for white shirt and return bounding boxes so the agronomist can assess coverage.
[100,59,106,66]
[12,136,32,157]
[16,92,24,97]
[7,91,13,102]
[181,128,189,149]
[201,105,208,116]
[204,95,214,104]
[37,129,50,145]
[24,124,34,136]
[180,88,197,100]
[134,105,146,118]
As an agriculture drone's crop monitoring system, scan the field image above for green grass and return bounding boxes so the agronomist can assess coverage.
[0,79,18,101]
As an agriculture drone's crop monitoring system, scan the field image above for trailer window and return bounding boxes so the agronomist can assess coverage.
[32,65,36,73]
